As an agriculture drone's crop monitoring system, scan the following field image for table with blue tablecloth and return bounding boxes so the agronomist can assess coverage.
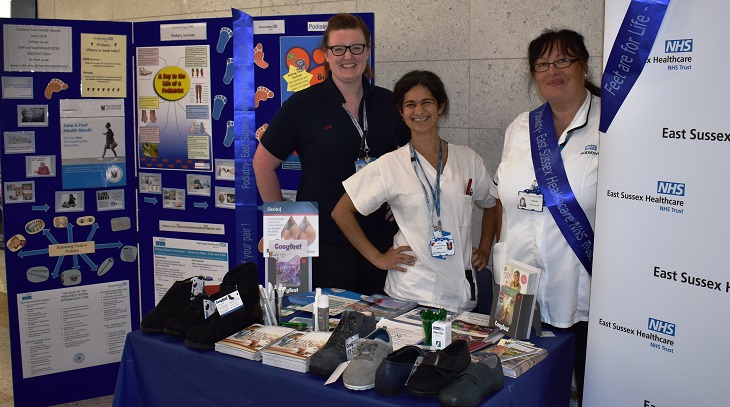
[113,327,574,407]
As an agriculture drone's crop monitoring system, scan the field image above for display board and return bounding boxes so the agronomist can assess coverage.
[585,0,728,405]
[0,18,138,406]
[134,16,255,315]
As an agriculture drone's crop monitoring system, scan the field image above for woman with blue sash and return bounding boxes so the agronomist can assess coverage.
[490,29,600,405]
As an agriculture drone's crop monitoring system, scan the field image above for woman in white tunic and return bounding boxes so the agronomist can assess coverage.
[332,70,496,312]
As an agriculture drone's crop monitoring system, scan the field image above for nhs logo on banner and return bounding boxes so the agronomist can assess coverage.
[665,39,693,53]
[657,181,685,196]
[155,240,166,247]
[648,317,676,336]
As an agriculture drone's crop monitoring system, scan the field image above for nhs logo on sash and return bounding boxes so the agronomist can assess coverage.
[665,39,693,53]
[657,181,685,196]
[648,317,676,336]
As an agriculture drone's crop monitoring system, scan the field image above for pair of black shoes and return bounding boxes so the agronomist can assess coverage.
[140,262,263,350]
[374,340,471,397]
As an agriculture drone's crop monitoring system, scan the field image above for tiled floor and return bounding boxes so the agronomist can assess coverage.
[0,251,114,407]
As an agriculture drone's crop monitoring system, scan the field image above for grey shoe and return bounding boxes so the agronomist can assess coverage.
[309,311,376,376]
[343,328,393,390]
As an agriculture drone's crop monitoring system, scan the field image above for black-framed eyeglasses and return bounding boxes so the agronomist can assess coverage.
[533,58,581,72]
[326,44,367,56]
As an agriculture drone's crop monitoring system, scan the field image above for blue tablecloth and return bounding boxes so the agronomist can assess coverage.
[113,328,574,407]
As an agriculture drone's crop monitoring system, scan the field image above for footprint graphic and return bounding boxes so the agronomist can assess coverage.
[223,58,234,85]
[254,86,274,108]
[255,123,268,141]
[223,120,235,147]
[254,43,269,69]
[44,78,68,99]
[141,110,148,124]
[212,95,227,120]
[217,27,233,53]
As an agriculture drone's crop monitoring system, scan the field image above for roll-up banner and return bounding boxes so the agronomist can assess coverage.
[586,1,729,405]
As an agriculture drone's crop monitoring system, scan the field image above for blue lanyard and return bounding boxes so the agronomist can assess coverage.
[409,140,443,232]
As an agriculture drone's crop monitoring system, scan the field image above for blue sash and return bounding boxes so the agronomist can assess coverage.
[600,0,670,132]
[529,103,594,275]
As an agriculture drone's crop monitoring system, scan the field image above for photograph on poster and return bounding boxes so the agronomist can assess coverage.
[2,76,33,99]
[53,216,68,228]
[139,172,162,194]
[17,104,48,127]
[215,158,234,181]
[4,181,35,203]
[55,190,84,212]
[163,187,185,209]
[4,131,36,154]
[6,233,27,252]
[187,174,211,196]
[215,186,235,209]
[26,155,56,177]
[96,189,125,211]
[111,216,132,231]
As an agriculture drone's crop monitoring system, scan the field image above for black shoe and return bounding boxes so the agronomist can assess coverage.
[140,277,195,333]
[407,340,471,397]
[163,292,213,337]
[438,355,504,407]
[184,262,263,350]
[309,310,376,376]
[374,345,427,396]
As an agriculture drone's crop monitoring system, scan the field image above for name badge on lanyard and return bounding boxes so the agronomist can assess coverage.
[430,230,455,259]
[518,190,543,212]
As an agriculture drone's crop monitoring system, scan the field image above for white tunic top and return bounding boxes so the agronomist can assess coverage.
[344,143,495,312]
[490,91,600,327]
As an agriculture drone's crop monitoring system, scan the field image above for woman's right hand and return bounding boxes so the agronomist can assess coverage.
[373,246,416,272]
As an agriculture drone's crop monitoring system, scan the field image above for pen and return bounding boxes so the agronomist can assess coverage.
[280,321,308,330]
[465,178,472,195]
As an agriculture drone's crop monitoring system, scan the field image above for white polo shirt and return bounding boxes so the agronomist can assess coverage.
[344,143,495,312]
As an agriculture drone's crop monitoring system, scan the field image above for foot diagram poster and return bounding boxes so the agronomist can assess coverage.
[136,45,214,171]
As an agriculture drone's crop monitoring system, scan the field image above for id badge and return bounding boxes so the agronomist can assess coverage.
[430,230,455,259]
[518,191,544,212]
[354,156,376,172]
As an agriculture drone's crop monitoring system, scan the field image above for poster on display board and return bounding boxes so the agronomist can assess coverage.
[0,18,138,407]
[585,1,730,405]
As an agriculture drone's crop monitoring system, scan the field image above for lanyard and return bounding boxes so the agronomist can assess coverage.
[342,103,370,159]
[409,140,443,232]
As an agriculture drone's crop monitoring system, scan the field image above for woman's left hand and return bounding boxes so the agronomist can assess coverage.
[471,247,489,271]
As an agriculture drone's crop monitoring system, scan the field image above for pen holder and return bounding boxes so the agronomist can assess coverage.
[262,297,278,326]
[420,308,447,346]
